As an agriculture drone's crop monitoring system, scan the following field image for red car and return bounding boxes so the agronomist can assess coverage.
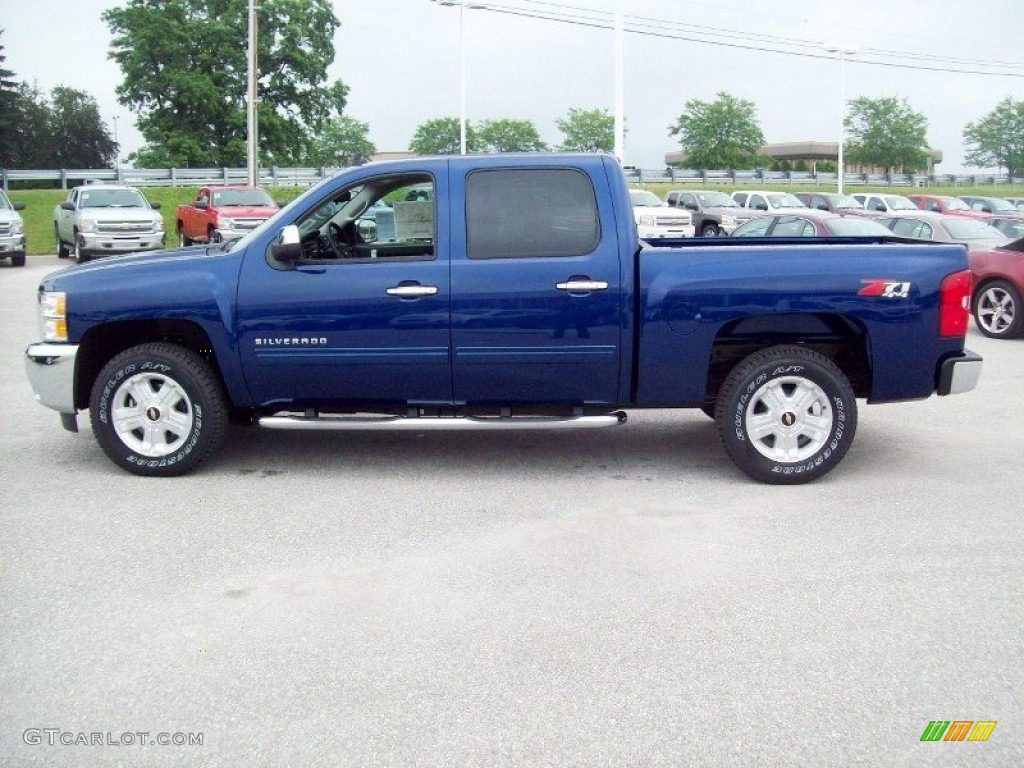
[970,238,1024,338]
[907,194,991,219]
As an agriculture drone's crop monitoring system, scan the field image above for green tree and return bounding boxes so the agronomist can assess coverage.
[409,117,478,155]
[306,115,375,167]
[49,87,118,168]
[0,29,20,167]
[104,0,349,168]
[476,118,547,153]
[5,83,53,169]
[556,107,615,153]
[844,96,929,173]
[668,92,764,169]
[963,97,1024,178]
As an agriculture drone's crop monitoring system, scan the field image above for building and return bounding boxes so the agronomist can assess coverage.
[665,141,943,174]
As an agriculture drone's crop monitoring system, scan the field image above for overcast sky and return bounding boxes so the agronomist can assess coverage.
[2,0,1022,171]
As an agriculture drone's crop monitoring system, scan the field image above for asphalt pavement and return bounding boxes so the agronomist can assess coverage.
[1,255,1021,766]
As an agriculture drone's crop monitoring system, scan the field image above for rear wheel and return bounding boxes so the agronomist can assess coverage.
[714,345,857,484]
[90,343,228,477]
[973,279,1023,338]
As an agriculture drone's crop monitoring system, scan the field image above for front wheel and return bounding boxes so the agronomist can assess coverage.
[973,279,1023,338]
[90,343,228,476]
[700,222,719,238]
[714,346,857,484]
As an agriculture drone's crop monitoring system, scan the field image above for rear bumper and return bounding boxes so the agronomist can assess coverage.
[937,349,983,395]
[25,343,78,413]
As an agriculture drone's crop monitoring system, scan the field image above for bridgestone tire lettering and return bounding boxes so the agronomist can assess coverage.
[714,345,858,485]
[89,343,227,477]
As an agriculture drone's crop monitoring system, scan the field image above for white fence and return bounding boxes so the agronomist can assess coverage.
[2,165,1021,191]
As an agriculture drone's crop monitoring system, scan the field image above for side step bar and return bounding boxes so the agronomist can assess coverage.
[258,411,628,431]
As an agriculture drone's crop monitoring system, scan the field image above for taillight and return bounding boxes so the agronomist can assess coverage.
[939,269,971,338]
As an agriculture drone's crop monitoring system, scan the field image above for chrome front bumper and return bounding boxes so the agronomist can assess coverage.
[937,349,983,395]
[25,343,78,413]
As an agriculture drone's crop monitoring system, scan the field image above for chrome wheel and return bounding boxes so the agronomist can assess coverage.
[744,376,834,463]
[110,372,195,457]
[976,284,1016,336]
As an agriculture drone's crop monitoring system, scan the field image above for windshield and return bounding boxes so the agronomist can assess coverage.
[0,190,12,210]
[832,195,863,209]
[630,190,664,207]
[79,188,149,208]
[944,219,1008,240]
[697,192,738,208]
[826,218,893,236]
[886,196,917,211]
[942,197,971,211]
[767,193,804,209]
[213,188,276,207]
[984,198,1017,213]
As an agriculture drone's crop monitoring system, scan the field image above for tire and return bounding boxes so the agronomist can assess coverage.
[11,252,25,267]
[177,226,191,248]
[208,227,221,243]
[714,345,857,484]
[55,226,70,258]
[89,343,228,477]
[973,279,1023,339]
[74,235,90,264]
[700,222,719,238]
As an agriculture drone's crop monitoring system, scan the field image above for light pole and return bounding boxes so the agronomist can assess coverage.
[246,0,259,185]
[828,47,857,195]
[613,5,624,163]
[112,115,119,169]
[431,0,480,155]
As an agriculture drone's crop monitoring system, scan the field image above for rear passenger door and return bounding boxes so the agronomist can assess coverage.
[449,161,624,406]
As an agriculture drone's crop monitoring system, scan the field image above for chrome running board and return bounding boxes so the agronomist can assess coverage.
[258,412,627,431]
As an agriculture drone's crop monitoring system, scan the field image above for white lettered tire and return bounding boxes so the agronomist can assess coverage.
[714,346,857,484]
[90,343,228,476]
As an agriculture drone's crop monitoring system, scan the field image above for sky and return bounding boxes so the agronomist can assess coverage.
[2,0,1022,172]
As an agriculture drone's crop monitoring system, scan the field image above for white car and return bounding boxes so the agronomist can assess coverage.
[629,189,694,240]
[851,193,918,214]
[731,190,810,214]
[54,184,166,263]
[0,189,26,267]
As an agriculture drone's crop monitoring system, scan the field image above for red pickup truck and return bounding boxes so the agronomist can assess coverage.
[175,186,280,246]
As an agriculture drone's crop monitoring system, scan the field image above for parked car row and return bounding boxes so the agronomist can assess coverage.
[0,188,27,267]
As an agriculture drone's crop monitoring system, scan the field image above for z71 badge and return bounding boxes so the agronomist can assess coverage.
[858,280,911,298]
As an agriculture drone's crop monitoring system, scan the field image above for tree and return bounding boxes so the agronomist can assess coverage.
[103,0,349,168]
[844,96,929,173]
[48,87,118,168]
[963,97,1024,178]
[409,117,478,155]
[556,107,615,153]
[0,29,20,167]
[306,115,376,167]
[668,92,764,169]
[476,119,547,153]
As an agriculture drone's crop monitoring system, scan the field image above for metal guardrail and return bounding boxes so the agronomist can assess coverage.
[2,165,1022,191]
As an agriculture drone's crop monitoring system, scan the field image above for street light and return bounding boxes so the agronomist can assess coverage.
[431,0,485,155]
[246,0,258,185]
[827,46,857,195]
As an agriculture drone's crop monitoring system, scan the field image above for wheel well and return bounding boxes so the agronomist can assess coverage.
[704,313,872,403]
[74,320,224,410]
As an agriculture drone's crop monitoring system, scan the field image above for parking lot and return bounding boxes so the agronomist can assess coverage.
[1,255,1021,766]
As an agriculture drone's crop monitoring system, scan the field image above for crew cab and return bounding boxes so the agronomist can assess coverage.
[53,184,164,263]
[176,185,280,246]
[25,154,982,484]
[0,189,26,266]
[628,189,694,239]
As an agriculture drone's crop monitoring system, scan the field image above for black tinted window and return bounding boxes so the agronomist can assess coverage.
[466,169,600,259]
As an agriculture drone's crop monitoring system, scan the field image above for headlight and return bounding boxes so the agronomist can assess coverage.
[154,217,165,233]
[78,219,97,233]
[638,215,657,227]
[40,291,68,342]
[13,219,24,234]
[218,218,234,230]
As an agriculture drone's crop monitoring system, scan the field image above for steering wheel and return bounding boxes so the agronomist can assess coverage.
[326,222,351,259]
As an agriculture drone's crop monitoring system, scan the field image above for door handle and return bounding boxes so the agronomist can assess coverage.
[386,284,438,298]
[556,280,608,292]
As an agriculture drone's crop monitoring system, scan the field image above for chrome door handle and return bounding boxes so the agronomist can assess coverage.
[556,280,608,292]
[386,284,438,297]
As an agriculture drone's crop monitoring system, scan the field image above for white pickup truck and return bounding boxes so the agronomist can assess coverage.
[0,189,26,266]
[628,189,695,240]
[54,184,165,263]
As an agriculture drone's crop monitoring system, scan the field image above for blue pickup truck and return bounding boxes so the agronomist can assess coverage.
[25,154,982,483]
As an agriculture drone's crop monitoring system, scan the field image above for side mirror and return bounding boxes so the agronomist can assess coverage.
[357,219,378,243]
[684,202,698,211]
[875,204,886,212]
[195,201,208,210]
[755,202,768,211]
[274,200,287,208]
[61,201,75,211]
[13,202,25,211]
[815,203,827,210]
[150,201,162,210]
[270,224,303,263]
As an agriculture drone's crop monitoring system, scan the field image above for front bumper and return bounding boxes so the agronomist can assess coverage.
[638,224,696,240]
[25,343,78,413]
[0,234,25,253]
[79,232,165,254]
[937,349,983,395]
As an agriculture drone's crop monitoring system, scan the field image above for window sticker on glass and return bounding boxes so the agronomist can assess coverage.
[393,202,433,240]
